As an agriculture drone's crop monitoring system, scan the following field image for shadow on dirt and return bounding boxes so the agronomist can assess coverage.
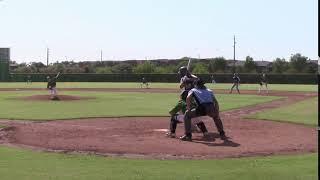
[191,132,240,147]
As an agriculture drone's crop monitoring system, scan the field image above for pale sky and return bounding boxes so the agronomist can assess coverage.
[0,0,318,63]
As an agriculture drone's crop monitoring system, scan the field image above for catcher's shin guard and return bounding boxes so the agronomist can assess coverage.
[170,115,178,133]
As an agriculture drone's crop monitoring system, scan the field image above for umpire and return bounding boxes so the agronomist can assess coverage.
[180,78,226,141]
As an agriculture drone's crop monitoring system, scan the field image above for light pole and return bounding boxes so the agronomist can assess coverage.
[233,35,236,73]
[46,48,49,66]
[100,50,103,62]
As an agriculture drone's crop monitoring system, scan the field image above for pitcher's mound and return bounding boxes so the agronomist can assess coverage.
[18,95,95,101]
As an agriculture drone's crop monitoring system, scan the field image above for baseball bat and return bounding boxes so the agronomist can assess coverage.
[187,57,192,71]
[56,72,61,79]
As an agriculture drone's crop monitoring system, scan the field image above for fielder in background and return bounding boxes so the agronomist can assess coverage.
[229,73,240,94]
[180,78,226,141]
[47,72,60,100]
[166,90,209,138]
[140,77,149,89]
[26,75,32,84]
[258,73,268,94]
[211,75,216,84]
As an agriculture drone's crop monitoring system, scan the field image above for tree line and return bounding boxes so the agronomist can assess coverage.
[11,53,318,74]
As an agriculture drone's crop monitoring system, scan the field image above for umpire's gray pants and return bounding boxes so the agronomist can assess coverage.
[184,103,224,135]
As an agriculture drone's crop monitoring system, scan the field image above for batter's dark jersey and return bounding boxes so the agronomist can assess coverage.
[47,77,57,89]
[180,75,198,101]
[180,75,198,91]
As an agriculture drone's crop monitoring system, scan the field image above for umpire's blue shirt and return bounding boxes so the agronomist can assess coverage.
[188,88,214,105]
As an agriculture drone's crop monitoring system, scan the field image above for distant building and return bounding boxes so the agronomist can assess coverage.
[225,59,272,73]
[226,60,244,72]
[9,63,19,70]
[255,61,272,73]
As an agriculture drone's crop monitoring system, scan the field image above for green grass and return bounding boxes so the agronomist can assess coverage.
[0,82,317,92]
[0,146,317,180]
[248,97,318,126]
[0,91,280,120]
[0,85,317,180]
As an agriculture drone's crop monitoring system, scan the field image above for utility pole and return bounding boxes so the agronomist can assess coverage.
[233,35,236,73]
[46,48,49,66]
[100,50,103,62]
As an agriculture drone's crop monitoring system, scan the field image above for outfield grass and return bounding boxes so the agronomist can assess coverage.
[0,91,280,120]
[0,146,317,180]
[248,97,318,126]
[0,82,317,92]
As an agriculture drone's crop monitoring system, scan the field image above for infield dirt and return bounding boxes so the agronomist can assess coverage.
[0,89,317,159]
[16,94,95,101]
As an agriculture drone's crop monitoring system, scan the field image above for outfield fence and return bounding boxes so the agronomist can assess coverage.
[6,73,317,84]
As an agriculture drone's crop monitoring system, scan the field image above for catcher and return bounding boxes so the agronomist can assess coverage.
[166,90,209,138]
[46,72,60,100]
[180,78,226,141]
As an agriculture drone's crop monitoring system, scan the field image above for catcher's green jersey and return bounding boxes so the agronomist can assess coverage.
[169,99,198,115]
[169,100,187,115]
[169,96,219,116]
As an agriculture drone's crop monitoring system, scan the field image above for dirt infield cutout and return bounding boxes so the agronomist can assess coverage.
[16,95,95,101]
[0,89,317,159]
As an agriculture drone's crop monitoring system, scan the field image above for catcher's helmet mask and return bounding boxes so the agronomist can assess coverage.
[194,78,206,89]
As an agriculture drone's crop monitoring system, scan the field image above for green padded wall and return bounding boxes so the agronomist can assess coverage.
[0,48,10,81]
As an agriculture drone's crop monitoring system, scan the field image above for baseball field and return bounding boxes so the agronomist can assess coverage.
[0,82,318,180]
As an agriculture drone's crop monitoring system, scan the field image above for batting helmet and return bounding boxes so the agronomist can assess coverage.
[178,66,188,77]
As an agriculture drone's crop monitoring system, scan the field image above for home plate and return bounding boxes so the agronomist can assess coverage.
[153,129,169,132]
